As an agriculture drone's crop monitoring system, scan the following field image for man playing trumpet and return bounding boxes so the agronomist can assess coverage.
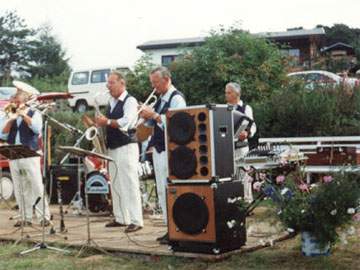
[0,81,51,227]
[140,66,186,244]
[95,70,143,233]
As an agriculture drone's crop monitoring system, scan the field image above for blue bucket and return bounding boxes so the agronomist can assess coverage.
[301,231,330,256]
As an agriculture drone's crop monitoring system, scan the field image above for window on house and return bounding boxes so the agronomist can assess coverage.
[161,55,177,66]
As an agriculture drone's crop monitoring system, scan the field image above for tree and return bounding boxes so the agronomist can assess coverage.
[0,10,33,85]
[0,11,70,86]
[27,24,70,79]
[170,28,287,105]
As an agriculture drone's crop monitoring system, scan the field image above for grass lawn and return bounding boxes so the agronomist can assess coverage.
[0,222,359,270]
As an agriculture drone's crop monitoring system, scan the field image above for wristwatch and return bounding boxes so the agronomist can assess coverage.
[107,119,111,126]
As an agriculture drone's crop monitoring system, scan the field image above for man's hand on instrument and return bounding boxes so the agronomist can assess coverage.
[238,131,248,141]
[95,115,108,127]
[139,105,156,120]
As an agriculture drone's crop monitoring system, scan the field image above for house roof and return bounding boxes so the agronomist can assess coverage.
[137,28,326,51]
[256,27,325,40]
[320,42,354,53]
[136,37,206,50]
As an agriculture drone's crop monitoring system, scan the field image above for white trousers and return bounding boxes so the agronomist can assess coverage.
[237,146,253,203]
[9,156,50,222]
[108,143,143,227]
[152,150,168,224]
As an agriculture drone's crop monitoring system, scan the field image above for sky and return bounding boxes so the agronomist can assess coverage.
[1,0,360,69]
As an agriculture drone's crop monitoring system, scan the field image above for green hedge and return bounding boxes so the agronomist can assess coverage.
[253,82,360,138]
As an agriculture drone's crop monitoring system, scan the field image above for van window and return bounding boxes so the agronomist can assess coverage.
[91,69,110,83]
[72,72,89,85]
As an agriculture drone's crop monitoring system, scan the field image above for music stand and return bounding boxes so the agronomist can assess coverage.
[59,146,113,256]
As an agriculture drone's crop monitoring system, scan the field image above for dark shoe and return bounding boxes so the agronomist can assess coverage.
[14,221,32,227]
[105,220,127,228]
[125,224,142,233]
[40,220,50,227]
[159,234,169,245]
[156,232,168,242]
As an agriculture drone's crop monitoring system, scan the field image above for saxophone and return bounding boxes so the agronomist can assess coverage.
[81,92,108,154]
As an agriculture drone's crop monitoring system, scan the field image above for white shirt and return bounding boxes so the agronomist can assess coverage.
[154,85,186,130]
[109,90,138,130]
[234,100,257,138]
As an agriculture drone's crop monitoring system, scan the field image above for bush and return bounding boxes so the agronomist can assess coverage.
[253,82,360,137]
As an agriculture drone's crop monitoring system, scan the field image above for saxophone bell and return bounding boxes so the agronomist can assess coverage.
[85,126,98,141]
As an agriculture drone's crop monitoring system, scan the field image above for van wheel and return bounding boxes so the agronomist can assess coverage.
[75,100,88,113]
[0,171,14,201]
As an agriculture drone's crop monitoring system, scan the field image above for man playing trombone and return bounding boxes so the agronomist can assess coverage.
[95,70,143,233]
[0,81,51,227]
[139,66,186,244]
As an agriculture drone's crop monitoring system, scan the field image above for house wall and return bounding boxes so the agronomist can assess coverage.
[143,47,192,66]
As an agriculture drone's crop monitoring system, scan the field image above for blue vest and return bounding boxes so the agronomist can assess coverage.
[149,90,184,153]
[8,110,39,151]
[105,94,136,149]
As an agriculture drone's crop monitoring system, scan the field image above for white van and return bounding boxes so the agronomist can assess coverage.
[68,66,130,112]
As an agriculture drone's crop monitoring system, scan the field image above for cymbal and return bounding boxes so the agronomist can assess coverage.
[58,146,113,162]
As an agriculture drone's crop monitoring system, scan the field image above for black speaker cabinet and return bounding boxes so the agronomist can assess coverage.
[166,105,235,183]
[48,164,84,204]
[167,181,246,254]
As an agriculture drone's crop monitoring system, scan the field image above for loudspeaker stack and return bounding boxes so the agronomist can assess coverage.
[165,104,247,254]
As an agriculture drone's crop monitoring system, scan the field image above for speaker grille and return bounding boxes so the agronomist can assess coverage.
[169,146,197,179]
[168,112,196,145]
[172,192,209,235]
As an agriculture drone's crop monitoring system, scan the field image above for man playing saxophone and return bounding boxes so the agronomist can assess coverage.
[0,81,51,227]
[95,70,143,233]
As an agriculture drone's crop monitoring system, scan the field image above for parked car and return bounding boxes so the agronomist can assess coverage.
[67,66,130,113]
[287,70,360,90]
[0,87,16,200]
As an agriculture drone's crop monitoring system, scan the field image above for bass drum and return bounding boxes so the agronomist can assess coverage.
[0,172,14,201]
[82,171,111,213]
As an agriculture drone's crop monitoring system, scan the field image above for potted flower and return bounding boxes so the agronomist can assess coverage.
[254,170,360,256]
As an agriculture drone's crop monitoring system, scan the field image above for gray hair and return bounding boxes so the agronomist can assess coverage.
[110,70,125,81]
[226,82,241,96]
[151,66,172,79]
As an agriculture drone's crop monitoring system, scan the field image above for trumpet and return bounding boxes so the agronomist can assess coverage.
[120,89,158,133]
[3,103,29,118]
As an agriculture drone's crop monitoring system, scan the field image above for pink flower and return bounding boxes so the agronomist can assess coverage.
[298,183,309,193]
[323,175,333,183]
[253,181,263,192]
[353,213,360,222]
[276,175,286,184]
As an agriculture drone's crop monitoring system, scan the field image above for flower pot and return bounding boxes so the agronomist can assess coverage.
[301,231,330,256]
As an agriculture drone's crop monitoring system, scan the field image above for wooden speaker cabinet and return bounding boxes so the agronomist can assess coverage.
[166,105,236,183]
[167,181,246,254]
